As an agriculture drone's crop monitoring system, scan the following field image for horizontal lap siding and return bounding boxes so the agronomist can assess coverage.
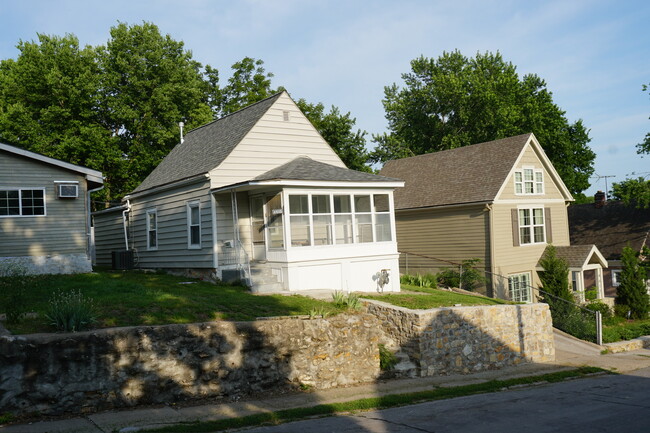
[214,192,252,258]
[129,180,213,269]
[499,146,564,201]
[395,205,489,276]
[0,152,88,257]
[94,210,126,266]
[210,94,345,189]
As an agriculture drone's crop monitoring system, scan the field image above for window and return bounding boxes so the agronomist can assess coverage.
[187,201,201,248]
[287,192,394,248]
[612,269,621,287]
[0,189,45,217]
[514,168,544,195]
[509,272,531,303]
[518,207,545,245]
[146,209,158,250]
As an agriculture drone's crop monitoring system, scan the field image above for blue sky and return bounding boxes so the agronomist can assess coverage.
[0,0,648,196]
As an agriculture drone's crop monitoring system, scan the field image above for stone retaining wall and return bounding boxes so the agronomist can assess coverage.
[365,301,555,376]
[605,335,650,353]
[0,314,382,416]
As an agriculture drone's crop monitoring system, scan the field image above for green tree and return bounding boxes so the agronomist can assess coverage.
[296,99,371,172]
[616,246,650,319]
[612,177,650,209]
[218,57,276,116]
[372,51,596,194]
[638,83,650,155]
[537,245,574,306]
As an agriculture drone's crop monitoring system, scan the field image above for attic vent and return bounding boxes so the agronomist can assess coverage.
[55,182,79,199]
[283,110,290,121]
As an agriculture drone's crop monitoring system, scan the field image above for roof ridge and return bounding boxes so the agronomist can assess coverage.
[183,91,284,136]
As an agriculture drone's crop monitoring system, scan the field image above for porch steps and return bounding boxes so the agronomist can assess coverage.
[392,350,418,378]
[250,265,286,294]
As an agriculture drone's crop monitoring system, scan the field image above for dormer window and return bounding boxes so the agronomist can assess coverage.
[515,168,543,195]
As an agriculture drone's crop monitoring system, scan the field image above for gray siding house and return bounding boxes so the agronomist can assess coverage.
[0,143,104,274]
[94,91,403,293]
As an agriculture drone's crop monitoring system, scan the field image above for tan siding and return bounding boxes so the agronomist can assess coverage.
[210,93,345,189]
[490,202,570,294]
[93,209,127,266]
[128,179,214,268]
[0,152,89,257]
[498,145,564,201]
[395,205,490,279]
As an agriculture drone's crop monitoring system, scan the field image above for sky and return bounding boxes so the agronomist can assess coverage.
[0,0,648,197]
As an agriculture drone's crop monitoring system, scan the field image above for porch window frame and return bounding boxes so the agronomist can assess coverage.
[508,272,532,303]
[0,188,47,217]
[146,208,158,251]
[514,166,544,195]
[186,200,201,249]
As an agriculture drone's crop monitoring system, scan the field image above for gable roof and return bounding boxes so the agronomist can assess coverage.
[132,92,284,194]
[0,142,104,187]
[538,244,607,269]
[379,134,532,210]
[568,201,650,261]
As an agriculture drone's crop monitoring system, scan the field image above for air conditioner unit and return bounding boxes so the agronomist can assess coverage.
[57,183,78,198]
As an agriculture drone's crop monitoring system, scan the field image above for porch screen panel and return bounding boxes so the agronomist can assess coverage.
[354,195,373,243]
[289,195,311,247]
[373,194,392,242]
[334,195,352,244]
[266,194,284,249]
[312,195,332,245]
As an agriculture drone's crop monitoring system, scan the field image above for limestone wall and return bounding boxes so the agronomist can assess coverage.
[365,301,555,376]
[0,314,382,416]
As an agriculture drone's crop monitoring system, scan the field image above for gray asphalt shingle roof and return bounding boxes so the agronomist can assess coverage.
[253,156,401,183]
[133,92,283,194]
[379,134,533,210]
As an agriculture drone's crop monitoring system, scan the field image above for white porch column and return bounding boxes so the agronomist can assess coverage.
[596,267,605,299]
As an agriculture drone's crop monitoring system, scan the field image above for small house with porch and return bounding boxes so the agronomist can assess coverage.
[93,91,403,293]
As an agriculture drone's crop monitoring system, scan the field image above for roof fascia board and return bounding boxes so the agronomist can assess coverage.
[1,142,104,182]
[125,174,209,200]
[493,135,533,201]
[211,179,404,193]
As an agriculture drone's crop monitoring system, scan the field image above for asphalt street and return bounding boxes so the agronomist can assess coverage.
[242,366,650,433]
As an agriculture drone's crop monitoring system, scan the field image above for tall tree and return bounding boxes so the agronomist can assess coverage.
[372,51,596,194]
[616,246,649,319]
[218,57,276,116]
[296,99,371,172]
[611,177,650,208]
[638,83,650,155]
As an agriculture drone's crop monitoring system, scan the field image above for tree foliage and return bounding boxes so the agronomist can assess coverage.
[537,245,574,306]
[611,177,650,209]
[372,51,596,193]
[638,83,650,155]
[616,246,649,319]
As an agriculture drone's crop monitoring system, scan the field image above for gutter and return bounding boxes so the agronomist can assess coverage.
[123,199,131,251]
[87,184,105,262]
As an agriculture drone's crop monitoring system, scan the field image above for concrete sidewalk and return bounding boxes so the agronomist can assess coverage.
[4,331,650,433]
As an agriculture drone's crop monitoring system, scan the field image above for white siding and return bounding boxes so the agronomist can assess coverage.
[209,93,345,189]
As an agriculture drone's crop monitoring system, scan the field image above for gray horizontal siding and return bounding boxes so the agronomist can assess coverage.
[129,179,214,269]
[94,209,127,266]
[0,152,89,258]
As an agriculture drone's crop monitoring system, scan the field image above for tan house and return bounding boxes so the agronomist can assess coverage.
[94,91,403,293]
[379,133,607,302]
[0,142,104,274]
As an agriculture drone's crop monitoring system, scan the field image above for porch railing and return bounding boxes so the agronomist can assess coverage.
[218,240,252,286]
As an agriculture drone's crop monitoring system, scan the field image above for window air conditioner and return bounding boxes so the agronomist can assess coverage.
[57,183,78,198]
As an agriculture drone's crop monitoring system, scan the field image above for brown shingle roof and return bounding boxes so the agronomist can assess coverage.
[379,134,532,210]
[544,245,600,268]
[568,201,650,260]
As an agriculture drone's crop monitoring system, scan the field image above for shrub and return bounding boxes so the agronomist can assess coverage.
[331,291,362,311]
[614,304,632,319]
[0,262,30,324]
[616,246,650,319]
[378,344,398,371]
[45,289,97,332]
[586,300,612,319]
[584,287,598,301]
[437,259,485,291]
[400,273,437,289]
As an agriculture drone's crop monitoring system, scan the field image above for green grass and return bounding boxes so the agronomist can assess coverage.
[602,317,650,343]
[365,284,508,309]
[142,367,608,433]
[0,270,345,334]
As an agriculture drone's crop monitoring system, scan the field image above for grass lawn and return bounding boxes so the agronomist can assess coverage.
[0,270,345,334]
[363,284,508,309]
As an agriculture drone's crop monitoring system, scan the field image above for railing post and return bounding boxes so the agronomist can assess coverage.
[596,311,603,346]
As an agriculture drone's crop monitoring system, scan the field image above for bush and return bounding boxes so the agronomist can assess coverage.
[437,259,486,291]
[614,304,632,319]
[400,273,437,289]
[0,262,31,324]
[616,246,650,319]
[586,300,612,319]
[584,287,598,301]
[378,344,398,371]
[45,289,97,332]
[331,291,362,311]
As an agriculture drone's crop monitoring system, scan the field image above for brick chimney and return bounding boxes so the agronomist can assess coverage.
[594,190,606,208]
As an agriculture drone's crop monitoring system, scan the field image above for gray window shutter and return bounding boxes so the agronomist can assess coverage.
[511,208,520,247]
[544,207,552,243]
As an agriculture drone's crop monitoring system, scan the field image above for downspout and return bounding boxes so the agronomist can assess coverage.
[122,199,131,250]
[87,184,105,262]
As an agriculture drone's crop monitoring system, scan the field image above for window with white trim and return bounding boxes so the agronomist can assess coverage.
[187,201,201,249]
[146,209,158,250]
[518,207,545,245]
[0,189,46,216]
[612,269,621,287]
[514,168,544,195]
[509,272,532,303]
[287,193,393,248]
